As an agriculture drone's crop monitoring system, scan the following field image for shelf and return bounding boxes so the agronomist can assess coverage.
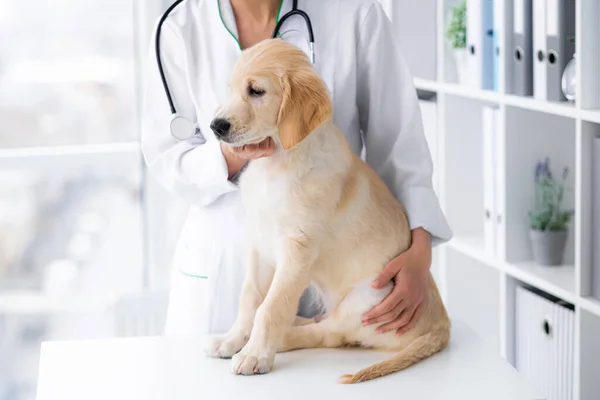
[447,236,577,305]
[447,234,600,318]
[505,261,575,303]
[579,297,600,318]
[413,78,439,92]
[503,95,578,120]
[426,0,600,397]
[580,109,600,124]
[417,80,600,123]
[442,83,502,104]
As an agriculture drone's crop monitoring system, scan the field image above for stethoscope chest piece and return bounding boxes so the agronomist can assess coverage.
[170,115,196,141]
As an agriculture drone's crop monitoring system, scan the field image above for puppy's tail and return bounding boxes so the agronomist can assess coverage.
[338,329,450,384]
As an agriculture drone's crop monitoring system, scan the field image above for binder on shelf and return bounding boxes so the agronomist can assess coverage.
[492,0,503,91]
[533,0,547,100]
[493,109,506,260]
[533,0,576,101]
[512,0,533,96]
[593,138,600,300]
[466,0,495,90]
[482,106,498,256]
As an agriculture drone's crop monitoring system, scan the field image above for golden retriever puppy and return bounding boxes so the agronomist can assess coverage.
[206,39,450,384]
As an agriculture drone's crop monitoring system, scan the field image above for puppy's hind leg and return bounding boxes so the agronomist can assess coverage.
[278,319,344,353]
[293,316,317,326]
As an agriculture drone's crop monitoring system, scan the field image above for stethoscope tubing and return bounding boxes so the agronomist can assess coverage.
[156,0,315,140]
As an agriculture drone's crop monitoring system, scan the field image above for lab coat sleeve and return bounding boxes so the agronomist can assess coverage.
[356,2,452,247]
[140,20,238,207]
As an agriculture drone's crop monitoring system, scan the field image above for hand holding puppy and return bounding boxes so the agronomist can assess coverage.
[221,138,276,178]
[362,227,432,335]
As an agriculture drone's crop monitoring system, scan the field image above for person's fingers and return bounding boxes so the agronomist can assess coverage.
[258,138,275,156]
[361,286,403,323]
[362,302,405,327]
[232,146,257,159]
[229,145,246,155]
[259,137,272,150]
[372,257,404,289]
[395,304,423,336]
[236,138,275,160]
[377,304,419,334]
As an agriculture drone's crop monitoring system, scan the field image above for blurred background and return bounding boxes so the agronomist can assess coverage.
[2,0,600,399]
[0,1,187,398]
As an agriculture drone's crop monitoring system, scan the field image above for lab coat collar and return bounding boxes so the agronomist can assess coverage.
[216,0,292,48]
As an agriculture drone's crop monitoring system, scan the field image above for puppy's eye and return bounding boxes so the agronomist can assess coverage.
[248,86,266,97]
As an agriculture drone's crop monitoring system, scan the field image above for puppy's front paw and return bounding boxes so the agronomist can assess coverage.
[205,333,248,359]
[231,347,274,375]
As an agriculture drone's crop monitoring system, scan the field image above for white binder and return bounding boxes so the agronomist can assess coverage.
[533,0,548,100]
[482,106,498,255]
[466,0,495,89]
[494,109,506,260]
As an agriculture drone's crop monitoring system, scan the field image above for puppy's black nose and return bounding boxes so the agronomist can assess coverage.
[210,118,231,138]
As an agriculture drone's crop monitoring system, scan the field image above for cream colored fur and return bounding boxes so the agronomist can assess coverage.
[206,39,450,384]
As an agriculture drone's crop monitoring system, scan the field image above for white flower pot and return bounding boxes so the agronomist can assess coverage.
[453,48,469,85]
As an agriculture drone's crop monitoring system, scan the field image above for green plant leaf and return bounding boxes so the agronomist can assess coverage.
[445,0,467,49]
[529,160,573,231]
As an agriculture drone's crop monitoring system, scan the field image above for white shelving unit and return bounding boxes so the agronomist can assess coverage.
[383,1,600,399]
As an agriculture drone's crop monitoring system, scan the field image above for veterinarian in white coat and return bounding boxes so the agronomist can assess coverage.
[141,0,453,336]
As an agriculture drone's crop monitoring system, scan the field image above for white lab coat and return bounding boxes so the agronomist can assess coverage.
[141,0,452,336]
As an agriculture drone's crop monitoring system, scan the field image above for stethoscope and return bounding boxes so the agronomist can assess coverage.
[156,0,315,141]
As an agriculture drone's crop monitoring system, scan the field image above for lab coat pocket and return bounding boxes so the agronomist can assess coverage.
[174,209,216,279]
[204,227,245,334]
[164,269,211,336]
[173,201,246,334]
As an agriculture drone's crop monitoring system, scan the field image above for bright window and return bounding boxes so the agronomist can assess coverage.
[0,1,179,399]
[0,0,137,147]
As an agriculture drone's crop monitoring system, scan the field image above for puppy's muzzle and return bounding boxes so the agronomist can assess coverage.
[210,118,231,139]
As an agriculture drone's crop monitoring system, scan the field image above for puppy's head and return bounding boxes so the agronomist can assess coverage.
[210,39,332,150]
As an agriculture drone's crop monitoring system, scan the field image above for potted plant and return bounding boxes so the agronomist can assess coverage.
[445,0,468,84]
[528,158,574,266]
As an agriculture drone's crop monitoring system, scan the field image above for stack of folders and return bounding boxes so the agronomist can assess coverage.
[593,137,600,300]
[512,0,576,100]
[482,105,504,257]
[465,0,498,90]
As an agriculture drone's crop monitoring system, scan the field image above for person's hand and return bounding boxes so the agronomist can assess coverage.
[221,137,276,178]
[362,228,432,335]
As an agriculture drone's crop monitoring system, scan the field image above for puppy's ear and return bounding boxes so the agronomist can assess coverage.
[277,70,333,150]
